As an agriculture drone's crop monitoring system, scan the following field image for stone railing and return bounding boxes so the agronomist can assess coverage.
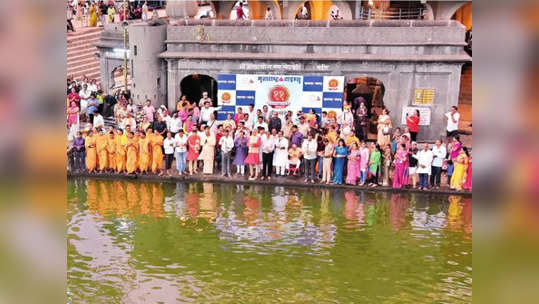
[169,19,459,28]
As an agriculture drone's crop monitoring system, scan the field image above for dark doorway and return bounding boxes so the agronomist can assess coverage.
[180,74,218,107]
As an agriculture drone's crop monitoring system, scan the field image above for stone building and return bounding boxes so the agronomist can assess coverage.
[95,0,471,141]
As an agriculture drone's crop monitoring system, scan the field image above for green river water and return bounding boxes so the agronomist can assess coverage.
[67,178,471,303]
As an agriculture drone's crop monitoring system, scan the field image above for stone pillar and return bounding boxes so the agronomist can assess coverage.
[128,23,167,107]
[167,60,179,110]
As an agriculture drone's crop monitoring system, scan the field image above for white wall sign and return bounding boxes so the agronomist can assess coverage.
[401,106,431,126]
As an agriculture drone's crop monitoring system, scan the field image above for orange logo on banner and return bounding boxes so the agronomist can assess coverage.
[268,85,290,108]
[328,78,339,90]
[221,92,231,103]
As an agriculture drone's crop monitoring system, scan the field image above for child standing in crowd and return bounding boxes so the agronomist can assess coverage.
[359,141,370,185]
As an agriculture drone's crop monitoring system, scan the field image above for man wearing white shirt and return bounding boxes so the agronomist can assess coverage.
[246,104,257,127]
[219,129,234,177]
[174,131,188,175]
[254,116,268,132]
[444,106,460,138]
[430,139,447,189]
[206,113,219,135]
[301,133,318,183]
[339,107,354,128]
[261,131,275,180]
[261,105,271,122]
[79,84,91,111]
[416,143,434,190]
[297,116,310,137]
[198,91,212,107]
[199,101,221,124]
[163,131,176,176]
[169,112,182,135]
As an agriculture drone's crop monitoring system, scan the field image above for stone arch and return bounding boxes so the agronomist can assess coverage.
[286,1,352,21]
[344,75,387,137]
[432,1,469,21]
[179,74,218,107]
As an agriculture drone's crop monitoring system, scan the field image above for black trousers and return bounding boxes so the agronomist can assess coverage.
[74,150,86,171]
[262,152,273,177]
[430,166,442,187]
[67,19,75,32]
[165,154,174,169]
[410,131,418,142]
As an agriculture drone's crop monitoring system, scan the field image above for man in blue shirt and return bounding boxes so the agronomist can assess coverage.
[86,93,99,123]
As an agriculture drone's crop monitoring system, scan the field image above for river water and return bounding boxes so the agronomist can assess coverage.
[67,178,471,303]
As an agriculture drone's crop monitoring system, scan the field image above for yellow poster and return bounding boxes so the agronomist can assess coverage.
[414,89,435,105]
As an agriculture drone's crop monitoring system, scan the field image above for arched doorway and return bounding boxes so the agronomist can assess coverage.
[345,77,386,138]
[292,1,351,21]
[180,74,218,107]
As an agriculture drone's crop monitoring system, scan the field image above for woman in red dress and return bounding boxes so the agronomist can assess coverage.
[244,129,261,180]
[186,127,201,175]
[406,109,420,142]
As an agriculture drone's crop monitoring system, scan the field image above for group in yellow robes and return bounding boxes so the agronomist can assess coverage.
[151,131,164,174]
[138,134,151,174]
[126,133,138,174]
[96,131,108,172]
[85,132,97,173]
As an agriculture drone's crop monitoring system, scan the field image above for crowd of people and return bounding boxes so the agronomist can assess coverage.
[67,0,153,31]
[67,76,472,192]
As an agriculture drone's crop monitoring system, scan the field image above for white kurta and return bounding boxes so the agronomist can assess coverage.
[415,150,434,175]
[273,137,289,167]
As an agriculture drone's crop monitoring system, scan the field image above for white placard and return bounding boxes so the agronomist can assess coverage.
[401,106,431,126]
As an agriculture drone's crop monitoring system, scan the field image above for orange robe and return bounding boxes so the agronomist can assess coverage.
[116,135,127,173]
[126,137,138,174]
[96,134,108,171]
[138,137,151,173]
[151,135,164,173]
[84,135,97,171]
[107,136,116,170]
[146,132,154,169]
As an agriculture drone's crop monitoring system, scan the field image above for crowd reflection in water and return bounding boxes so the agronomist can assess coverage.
[80,180,472,242]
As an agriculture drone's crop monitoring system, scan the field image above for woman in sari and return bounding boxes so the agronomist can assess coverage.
[126,132,138,174]
[463,151,472,191]
[67,101,79,127]
[96,130,108,172]
[151,129,164,175]
[450,147,469,191]
[368,143,382,187]
[332,139,348,185]
[138,132,151,174]
[186,128,201,175]
[392,144,409,189]
[345,142,360,185]
[244,129,262,180]
[85,130,97,173]
[377,108,392,147]
[198,127,216,175]
[449,136,462,161]
[89,3,98,27]
[359,141,370,185]
[233,131,248,175]
[116,129,127,173]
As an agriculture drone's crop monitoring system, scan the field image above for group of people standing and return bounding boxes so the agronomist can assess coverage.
[67,0,151,31]
[67,77,471,192]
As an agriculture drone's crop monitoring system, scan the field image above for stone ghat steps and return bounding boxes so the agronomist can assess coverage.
[67,27,102,81]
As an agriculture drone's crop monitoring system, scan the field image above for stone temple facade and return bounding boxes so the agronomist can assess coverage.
[95,1,471,141]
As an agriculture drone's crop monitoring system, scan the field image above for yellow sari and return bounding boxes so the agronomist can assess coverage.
[116,135,127,173]
[89,5,98,27]
[96,134,108,171]
[138,137,151,173]
[450,152,469,190]
[85,135,97,172]
[126,138,138,174]
[151,135,164,173]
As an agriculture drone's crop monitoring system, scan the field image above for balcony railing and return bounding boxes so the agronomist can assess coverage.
[358,7,425,20]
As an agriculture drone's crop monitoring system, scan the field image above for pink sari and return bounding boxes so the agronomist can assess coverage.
[67,105,79,127]
[346,150,361,184]
[392,150,409,189]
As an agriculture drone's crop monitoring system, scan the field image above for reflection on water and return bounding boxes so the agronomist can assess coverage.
[68,178,472,303]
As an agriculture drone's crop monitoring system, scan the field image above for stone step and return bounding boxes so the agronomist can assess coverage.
[67,41,98,53]
[68,66,101,79]
[68,61,100,74]
[67,52,97,65]
[67,30,102,44]
[67,46,98,58]
[67,37,100,49]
